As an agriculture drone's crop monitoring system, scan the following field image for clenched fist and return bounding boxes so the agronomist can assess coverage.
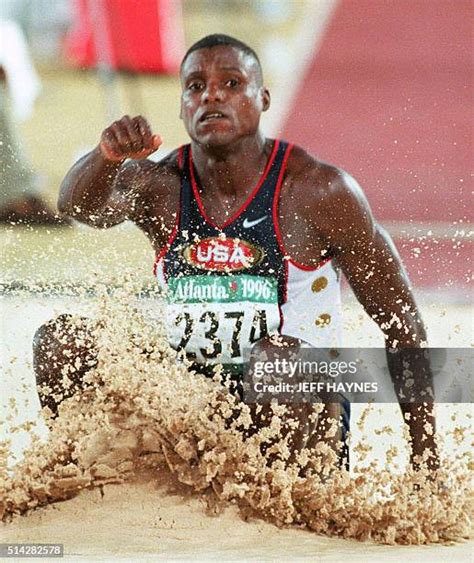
[99,115,162,162]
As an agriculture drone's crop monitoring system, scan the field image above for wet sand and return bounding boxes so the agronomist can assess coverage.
[2,476,472,561]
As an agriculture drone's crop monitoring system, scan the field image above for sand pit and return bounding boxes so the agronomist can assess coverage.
[2,475,472,562]
[1,287,472,560]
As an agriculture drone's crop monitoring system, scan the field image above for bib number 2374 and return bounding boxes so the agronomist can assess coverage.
[173,308,271,362]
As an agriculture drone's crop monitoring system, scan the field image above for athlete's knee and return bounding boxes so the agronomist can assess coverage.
[33,314,74,355]
[33,314,98,412]
[33,313,96,371]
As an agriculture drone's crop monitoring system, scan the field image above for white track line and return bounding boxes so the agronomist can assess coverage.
[382,221,474,239]
[264,0,340,137]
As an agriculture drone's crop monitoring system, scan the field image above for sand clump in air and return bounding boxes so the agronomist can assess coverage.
[0,281,472,545]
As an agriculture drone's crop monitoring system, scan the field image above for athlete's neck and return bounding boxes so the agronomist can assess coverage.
[191,133,269,198]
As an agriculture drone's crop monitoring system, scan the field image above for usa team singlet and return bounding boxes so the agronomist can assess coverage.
[154,139,343,371]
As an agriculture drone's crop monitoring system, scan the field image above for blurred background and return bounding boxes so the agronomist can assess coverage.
[0,0,472,300]
[0,0,471,471]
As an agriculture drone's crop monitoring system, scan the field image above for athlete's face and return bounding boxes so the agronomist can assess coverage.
[180,46,270,147]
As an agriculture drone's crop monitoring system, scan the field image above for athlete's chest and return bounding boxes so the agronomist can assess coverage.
[274,153,335,266]
[151,143,289,365]
[143,142,330,265]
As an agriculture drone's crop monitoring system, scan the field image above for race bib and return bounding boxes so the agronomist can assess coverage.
[165,274,280,365]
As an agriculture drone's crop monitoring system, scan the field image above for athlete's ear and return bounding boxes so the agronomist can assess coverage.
[261,87,271,112]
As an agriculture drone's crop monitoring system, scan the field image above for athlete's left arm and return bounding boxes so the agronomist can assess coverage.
[314,168,438,473]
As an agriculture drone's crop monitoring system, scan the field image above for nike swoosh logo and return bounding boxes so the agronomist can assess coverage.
[243,216,268,228]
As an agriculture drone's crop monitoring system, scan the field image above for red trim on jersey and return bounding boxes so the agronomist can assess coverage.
[188,139,280,230]
[152,222,179,277]
[272,144,332,272]
[177,145,184,170]
[282,258,289,303]
[288,256,332,272]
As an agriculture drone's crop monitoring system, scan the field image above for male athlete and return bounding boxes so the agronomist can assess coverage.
[33,34,437,471]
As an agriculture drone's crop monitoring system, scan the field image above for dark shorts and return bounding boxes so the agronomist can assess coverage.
[340,395,351,470]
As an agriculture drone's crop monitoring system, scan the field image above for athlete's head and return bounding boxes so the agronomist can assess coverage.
[179,34,270,147]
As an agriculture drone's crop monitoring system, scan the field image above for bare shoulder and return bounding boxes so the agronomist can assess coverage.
[282,143,376,244]
[285,144,366,207]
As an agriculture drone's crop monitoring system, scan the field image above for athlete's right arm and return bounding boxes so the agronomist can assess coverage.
[58,115,162,228]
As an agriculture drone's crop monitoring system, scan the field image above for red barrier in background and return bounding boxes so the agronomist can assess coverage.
[283,0,472,224]
[282,0,472,291]
[64,0,184,74]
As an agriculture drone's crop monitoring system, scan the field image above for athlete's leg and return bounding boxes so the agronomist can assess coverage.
[241,402,311,466]
[32,314,98,415]
[339,396,351,470]
[306,397,350,470]
[244,335,349,466]
[247,401,345,467]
